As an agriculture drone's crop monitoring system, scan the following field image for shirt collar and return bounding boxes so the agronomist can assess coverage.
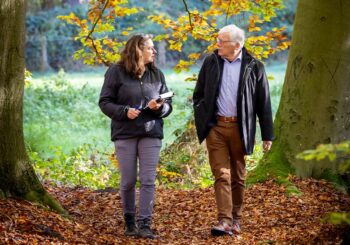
[224,50,242,63]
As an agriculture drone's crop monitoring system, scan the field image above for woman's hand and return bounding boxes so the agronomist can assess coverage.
[147,99,164,110]
[127,108,141,119]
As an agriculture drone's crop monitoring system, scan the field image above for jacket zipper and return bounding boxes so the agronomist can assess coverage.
[239,59,255,97]
[213,53,221,86]
[242,60,254,85]
[139,78,145,109]
[238,59,254,143]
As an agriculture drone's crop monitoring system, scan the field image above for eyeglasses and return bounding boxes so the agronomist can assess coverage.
[216,38,234,44]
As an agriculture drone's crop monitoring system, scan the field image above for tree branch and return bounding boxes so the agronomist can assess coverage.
[182,0,193,30]
[85,0,109,42]
[86,36,111,66]
[84,0,110,66]
[225,0,233,25]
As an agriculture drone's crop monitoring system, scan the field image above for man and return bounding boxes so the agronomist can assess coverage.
[193,24,274,236]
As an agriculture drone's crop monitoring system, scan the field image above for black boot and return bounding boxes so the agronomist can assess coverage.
[137,218,157,239]
[124,213,138,236]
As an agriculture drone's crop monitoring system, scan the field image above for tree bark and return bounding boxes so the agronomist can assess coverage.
[0,0,66,214]
[262,0,350,178]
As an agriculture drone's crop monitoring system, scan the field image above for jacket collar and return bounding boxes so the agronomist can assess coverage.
[212,47,256,97]
[213,47,254,66]
[212,47,255,80]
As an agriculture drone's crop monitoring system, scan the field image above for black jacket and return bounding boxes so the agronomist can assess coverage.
[193,48,274,155]
[99,64,172,141]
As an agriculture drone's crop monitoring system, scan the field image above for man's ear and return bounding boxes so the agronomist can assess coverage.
[234,42,241,51]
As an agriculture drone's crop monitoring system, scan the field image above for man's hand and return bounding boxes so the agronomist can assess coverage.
[262,141,272,153]
[127,108,141,119]
[147,99,164,110]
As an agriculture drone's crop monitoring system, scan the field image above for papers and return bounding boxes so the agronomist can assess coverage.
[156,91,175,102]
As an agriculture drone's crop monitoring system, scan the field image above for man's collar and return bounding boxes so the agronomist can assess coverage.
[237,50,242,61]
[224,50,242,63]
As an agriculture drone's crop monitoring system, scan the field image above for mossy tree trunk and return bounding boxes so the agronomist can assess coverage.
[258,0,350,180]
[0,0,66,214]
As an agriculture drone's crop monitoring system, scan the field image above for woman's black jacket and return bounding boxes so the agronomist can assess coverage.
[99,64,172,141]
[193,48,274,155]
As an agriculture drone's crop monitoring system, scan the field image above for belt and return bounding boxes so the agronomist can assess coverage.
[216,115,238,123]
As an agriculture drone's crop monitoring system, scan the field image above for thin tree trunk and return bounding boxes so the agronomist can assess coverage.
[157,40,167,68]
[40,35,52,72]
[63,0,80,7]
[0,0,66,214]
[41,0,55,10]
[260,0,350,178]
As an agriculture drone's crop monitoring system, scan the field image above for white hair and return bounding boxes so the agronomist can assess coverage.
[219,24,245,48]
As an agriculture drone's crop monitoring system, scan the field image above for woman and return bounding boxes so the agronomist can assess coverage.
[99,34,172,239]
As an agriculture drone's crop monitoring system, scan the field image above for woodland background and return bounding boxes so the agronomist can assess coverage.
[24,0,294,189]
[0,0,349,243]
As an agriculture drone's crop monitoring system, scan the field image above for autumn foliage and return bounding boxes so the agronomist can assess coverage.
[1,178,349,243]
[58,0,290,71]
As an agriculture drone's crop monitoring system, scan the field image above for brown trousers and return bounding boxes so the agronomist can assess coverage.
[206,121,246,224]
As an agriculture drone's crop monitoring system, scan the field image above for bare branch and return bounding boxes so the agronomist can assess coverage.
[225,0,233,25]
[182,0,193,30]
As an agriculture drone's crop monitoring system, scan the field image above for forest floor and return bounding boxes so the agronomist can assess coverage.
[0,177,349,244]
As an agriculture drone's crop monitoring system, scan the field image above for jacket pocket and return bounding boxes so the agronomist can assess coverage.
[194,100,206,120]
[112,121,122,130]
[194,100,207,137]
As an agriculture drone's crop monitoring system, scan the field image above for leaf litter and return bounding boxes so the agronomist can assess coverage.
[0,177,349,244]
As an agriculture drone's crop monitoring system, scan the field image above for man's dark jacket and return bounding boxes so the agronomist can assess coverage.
[192,48,274,155]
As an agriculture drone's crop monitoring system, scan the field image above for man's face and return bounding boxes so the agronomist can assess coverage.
[217,32,240,59]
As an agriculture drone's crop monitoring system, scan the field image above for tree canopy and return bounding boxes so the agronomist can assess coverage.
[59,0,290,70]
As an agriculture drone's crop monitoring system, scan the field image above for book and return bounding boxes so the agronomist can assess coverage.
[156,91,175,102]
[142,91,175,110]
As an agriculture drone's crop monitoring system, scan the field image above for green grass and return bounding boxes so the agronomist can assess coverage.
[25,64,285,155]
[24,69,110,158]
[25,68,198,157]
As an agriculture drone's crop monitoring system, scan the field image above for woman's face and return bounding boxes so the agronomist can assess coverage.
[142,39,157,64]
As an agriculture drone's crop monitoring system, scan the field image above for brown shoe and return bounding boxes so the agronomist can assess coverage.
[211,221,233,236]
[232,221,241,234]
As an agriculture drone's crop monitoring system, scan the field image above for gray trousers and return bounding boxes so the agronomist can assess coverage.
[114,137,161,220]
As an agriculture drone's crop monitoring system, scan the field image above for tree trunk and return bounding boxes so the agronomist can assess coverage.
[40,35,52,72]
[157,40,167,68]
[63,0,80,7]
[260,0,350,179]
[41,0,55,10]
[0,0,66,214]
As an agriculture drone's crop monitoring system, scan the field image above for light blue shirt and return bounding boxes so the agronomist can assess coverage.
[217,51,242,117]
